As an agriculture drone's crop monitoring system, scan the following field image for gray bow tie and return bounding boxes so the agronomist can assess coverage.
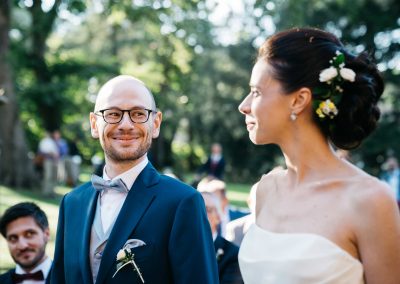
[91,174,129,193]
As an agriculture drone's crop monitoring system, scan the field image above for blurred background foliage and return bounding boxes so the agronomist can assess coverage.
[0,0,399,187]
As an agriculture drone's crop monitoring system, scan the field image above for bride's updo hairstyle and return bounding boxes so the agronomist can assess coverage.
[258,28,384,150]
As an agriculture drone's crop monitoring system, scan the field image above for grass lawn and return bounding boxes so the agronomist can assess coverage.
[0,179,251,273]
[226,182,252,208]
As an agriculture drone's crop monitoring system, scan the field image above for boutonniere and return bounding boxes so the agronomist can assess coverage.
[216,248,224,261]
[112,239,146,283]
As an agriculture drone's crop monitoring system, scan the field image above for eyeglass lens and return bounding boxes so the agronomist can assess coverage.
[103,109,150,123]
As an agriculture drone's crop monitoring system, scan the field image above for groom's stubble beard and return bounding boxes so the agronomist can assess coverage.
[102,128,153,163]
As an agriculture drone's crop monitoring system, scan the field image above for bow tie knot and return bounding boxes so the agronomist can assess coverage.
[12,270,44,283]
[91,174,129,193]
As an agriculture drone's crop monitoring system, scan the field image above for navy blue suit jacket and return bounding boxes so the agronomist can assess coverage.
[0,268,51,284]
[0,269,16,284]
[51,163,218,284]
[214,235,243,284]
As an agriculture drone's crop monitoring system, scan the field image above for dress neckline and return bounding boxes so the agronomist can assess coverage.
[252,223,362,266]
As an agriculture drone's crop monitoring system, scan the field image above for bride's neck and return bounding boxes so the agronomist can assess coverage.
[281,132,345,186]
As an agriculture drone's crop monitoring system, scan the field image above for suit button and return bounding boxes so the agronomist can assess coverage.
[95,251,102,259]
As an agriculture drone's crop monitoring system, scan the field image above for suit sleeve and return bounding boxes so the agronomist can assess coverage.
[220,255,243,284]
[50,196,66,284]
[168,191,219,284]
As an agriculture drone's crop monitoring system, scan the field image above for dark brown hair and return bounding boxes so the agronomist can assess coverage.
[258,27,384,150]
[0,202,49,237]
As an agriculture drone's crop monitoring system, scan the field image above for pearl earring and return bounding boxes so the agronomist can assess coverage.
[290,112,297,121]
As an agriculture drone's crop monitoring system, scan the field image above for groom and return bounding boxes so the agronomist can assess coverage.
[51,75,219,284]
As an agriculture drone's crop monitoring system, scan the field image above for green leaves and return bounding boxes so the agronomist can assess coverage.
[333,52,345,68]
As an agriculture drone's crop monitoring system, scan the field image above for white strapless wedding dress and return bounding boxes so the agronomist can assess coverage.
[239,224,364,284]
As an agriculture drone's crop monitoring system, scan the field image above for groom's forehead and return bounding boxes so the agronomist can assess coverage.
[95,82,154,111]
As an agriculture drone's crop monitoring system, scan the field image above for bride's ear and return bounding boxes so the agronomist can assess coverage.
[290,87,312,116]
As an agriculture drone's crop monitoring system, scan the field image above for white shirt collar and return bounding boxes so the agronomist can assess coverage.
[15,256,52,279]
[102,156,149,191]
[212,231,218,242]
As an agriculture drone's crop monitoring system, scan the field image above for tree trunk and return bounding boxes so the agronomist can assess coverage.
[29,0,61,131]
[0,0,36,187]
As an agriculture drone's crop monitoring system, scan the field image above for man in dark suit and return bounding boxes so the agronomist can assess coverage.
[196,143,226,181]
[51,75,218,284]
[0,202,52,284]
[201,192,243,284]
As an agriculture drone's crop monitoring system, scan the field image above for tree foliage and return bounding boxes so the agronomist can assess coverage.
[1,0,399,187]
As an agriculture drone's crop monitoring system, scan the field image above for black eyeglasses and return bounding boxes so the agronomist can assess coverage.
[94,108,155,124]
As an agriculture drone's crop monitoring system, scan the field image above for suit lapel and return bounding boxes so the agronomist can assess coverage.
[214,235,224,251]
[3,268,15,284]
[79,184,99,284]
[45,267,52,284]
[95,163,159,284]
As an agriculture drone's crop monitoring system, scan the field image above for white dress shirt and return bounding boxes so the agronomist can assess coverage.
[15,256,52,284]
[38,136,58,157]
[100,157,148,232]
[210,153,222,163]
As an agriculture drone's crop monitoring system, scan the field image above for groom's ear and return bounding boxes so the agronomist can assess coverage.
[290,87,312,116]
[151,111,162,139]
[90,112,99,139]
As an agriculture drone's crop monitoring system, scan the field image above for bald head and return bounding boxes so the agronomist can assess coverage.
[89,75,162,174]
[94,75,156,112]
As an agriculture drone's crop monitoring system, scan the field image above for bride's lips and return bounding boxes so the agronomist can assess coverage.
[245,120,255,131]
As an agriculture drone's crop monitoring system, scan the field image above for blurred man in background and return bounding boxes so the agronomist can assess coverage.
[0,202,52,284]
[198,178,249,237]
[381,157,400,208]
[37,132,59,196]
[201,191,243,284]
[193,143,226,187]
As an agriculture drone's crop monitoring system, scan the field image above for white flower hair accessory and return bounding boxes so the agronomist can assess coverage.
[313,51,356,120]
[112,239,146,283]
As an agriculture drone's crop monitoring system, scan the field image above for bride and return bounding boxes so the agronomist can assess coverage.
[237,27,400,284]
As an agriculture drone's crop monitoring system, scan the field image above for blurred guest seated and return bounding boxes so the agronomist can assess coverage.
[226,183,257,246]
[198,178,249,237]
[201,191,243,284]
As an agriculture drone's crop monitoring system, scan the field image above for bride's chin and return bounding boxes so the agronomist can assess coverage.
[250,134,269,145]
[249,136,260,145]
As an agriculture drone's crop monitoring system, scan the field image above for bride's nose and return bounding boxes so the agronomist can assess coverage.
[238,94,251,115]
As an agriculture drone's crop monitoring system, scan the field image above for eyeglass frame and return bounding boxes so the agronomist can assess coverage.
[94,107,156,124]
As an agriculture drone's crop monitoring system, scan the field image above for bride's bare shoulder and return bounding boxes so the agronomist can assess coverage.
[256,167,286,199]
[348,174,397,219]
[348,172,391,197]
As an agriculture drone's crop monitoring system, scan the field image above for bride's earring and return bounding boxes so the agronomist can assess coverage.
[290,112,297,121]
